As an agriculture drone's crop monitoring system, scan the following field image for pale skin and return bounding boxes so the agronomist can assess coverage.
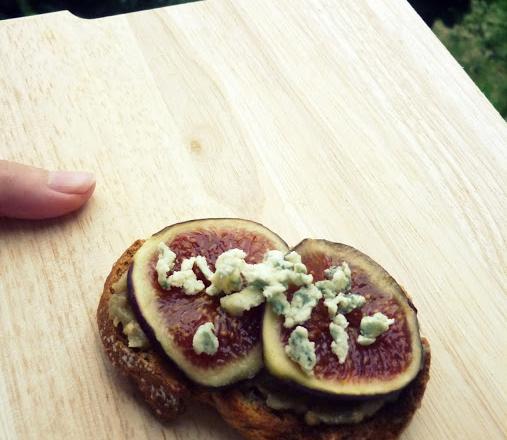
[0,160,95,219]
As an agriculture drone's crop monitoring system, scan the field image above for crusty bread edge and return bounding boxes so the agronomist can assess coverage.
[205,340,430,440]
[97,240,431,439]
[97,240,191,421]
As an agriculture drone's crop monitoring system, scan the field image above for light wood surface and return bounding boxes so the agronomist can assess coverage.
[1,0,506,439]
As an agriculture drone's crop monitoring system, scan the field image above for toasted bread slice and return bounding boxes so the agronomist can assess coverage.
[204,339,430,440]
[97,240,191,421]
[97,241,430,438]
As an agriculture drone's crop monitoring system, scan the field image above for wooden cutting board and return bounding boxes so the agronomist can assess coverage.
[0,1,506,439]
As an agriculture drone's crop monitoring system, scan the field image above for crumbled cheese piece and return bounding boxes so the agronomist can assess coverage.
[284,251,302,264]
[259,383,392,426]
[156,242,176,289]
[293,262,308,274]
[108,292,149,348]
[340,293,366,314]
[243,251,312,291]
[180,256,214,281]
[111,271,128,293]
[157,247,315,319]
[266,290,290,316]
[206,248,246,296]
[123,321,149,348]
[263,250,293,269]
[285,326,316,375]
[180,257,196,271]
[263,282,288,300]
[276,255,313,286]
[156,246,210,295]
[192,322,219,355]
[282,251,308,274]
[195,255,214,280]
[287,271,314,287]
[264,389,307,413]
[315,280,337,299]
[180,255,213,277]
[241,250,314,323]
[242,260,280,289]
[323,293,366,318]
[329,314,349,364]
[219,286,264,316]
[304,398,387,426]
[283,285,323,328]
[316,262,352,300]
[323,294,341,317]
[357,312,395,346]
[167,270,205,295]
[333,313,349,328]
[240,250,319,326]
[323,262,352,293]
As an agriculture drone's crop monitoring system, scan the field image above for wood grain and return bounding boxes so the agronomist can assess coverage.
[0,0,506,439]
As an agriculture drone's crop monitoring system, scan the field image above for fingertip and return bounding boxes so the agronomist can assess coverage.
[48,171,96,195]
[0,161,97,220]
[52,183,96,218]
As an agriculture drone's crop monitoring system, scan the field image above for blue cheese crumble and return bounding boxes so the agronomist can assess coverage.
[180,256,214,280]
[156,245,209,295]
[242,250,315,326]
[324,262,352,292]
[167,269,204,295]
[155,243,388,367]
[220,286,264,316]
[266,289,290,316]
[283,285,322,328]
[357,312,395,346]
[156,242,176,288]
[316,262,352,299]
[329,314,349,364]
[192,322,219,355]
[323,293,366,318]
[285,326,316,375]
[206,249,246,296]
[242,250,313,292]
[108,291,150,348]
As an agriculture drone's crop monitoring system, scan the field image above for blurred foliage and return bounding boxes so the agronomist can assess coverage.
[408,0,470,26]
[0,0,191,19]
[433,0,507,117]
[0,0,505,117]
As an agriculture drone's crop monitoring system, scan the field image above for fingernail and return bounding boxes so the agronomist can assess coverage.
[48,171,95,194]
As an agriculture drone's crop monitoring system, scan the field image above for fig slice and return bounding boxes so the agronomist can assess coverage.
[263,239,423,398]
[128,219,289,387]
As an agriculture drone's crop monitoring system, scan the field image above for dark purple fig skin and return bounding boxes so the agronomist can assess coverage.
[127,264,166,356]
[152,218,288,247]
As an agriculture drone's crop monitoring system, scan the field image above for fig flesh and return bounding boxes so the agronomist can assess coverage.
[263,239,423,398]
[129,219,289,387]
